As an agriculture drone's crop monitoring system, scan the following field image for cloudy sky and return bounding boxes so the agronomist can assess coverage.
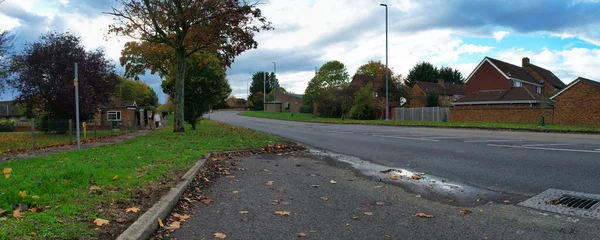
[1,0,600,102]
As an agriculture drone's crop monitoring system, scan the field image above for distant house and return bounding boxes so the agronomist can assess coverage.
[551,77,600,127]
[264,92,303,113]
[455,56,566,106]
[226,97,247,109]
[95,98,140,129]
[409,79,465,107]
[0,100,21,119]
[350,74,397,118]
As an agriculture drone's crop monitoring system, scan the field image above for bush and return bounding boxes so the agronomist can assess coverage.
[315,97,343,118]
[300,105,312,114]
[348,82,376,120]
[0,119,15,132]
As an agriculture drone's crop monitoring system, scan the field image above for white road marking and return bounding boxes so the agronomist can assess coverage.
[488,144,600,154]
[463,139,522,143]
[373,135,439,142]
[424,136,464,139]
[521,143,578,147]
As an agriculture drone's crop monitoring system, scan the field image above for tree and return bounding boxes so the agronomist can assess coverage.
[8,32,119,120]
[348,83,376,120]
[119,78,159,107]
[303,60,349,111]
[0,30,14,93]
[426,91,440,107]
[438,66,464,84]
[406,61,438,87]
[161,53,231,130]
[108,0,272,132]
[355,60,408,105]
[249,71,275,102]
[252,91,265,110]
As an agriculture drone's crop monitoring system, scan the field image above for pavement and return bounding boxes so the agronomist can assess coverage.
[171,152,600,240]
[209,111,600,198]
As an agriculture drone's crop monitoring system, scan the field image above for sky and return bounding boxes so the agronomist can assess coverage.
[1,0,600,103]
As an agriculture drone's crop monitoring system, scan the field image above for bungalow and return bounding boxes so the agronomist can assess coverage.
[226,97,247,109]
[95,98,140,129]
[264,92,304,113]
[409,79,465,107]
[551,77,600,127]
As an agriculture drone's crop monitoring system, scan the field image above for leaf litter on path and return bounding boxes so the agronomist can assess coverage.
[413,212,434,218]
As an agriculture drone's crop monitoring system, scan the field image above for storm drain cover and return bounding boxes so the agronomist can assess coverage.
[519,188,600,219]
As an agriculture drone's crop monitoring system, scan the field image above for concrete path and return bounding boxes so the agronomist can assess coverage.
[171,152,599,239]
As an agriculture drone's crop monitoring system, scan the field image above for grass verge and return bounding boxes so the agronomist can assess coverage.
[0,130,124,154]
[0,120,280,239]
[239,111,600,133]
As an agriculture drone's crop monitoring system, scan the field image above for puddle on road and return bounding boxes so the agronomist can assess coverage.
[308,148,521,207]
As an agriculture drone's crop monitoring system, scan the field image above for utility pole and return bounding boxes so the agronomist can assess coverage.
[272,62,277,115]
[263,72,266,110]
[380,3,389,121]
[74,63,81,150]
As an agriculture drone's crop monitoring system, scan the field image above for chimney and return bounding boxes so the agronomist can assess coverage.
[115,97,121,107]
[437,78,445,86]
[522,57,530,67]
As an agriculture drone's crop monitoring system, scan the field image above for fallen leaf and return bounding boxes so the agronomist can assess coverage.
[426,184,434,189]
[29,208,38,213]
[214,232,227,239]
[18,190,27,199]
[479,209,483,213]
[416,194,422,198]
[266,181,274,185]
[0,208,5,215]
[201,199,213,205]
[3,168,11,179]
[413,213,434,218]
[298,232,307,237]
[93,218,109,226]
[351,216,359,219]
[503,200,510,203]
[157,217,164,227]
[165,221,181,230]
[13,210,24,219]
[173,213,190,221]
[31,195,39,199]
[239,210,249,214]
[330,180,337,184]
[112,175,118,181]
[390,175,398,180]
[125,207,140,213]
[320,196,329,201]
[374,186,384,188]
[116,218,126,223]
[232,191,239,194]
[448,185,459,189]
[275,211,291,216]
[363,212,373,216]
[411,175,422,180]
[460,209,472,215]
[375,201,384,206]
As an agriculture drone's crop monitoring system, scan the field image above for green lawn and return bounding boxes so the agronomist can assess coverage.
[0,129,125,153]
[240,111,600,133]
[0,120,280,239]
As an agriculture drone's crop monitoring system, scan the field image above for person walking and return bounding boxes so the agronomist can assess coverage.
[154,112,161,129]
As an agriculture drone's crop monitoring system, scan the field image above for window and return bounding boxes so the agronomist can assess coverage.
[535,87,541,94]
[513,81,522,87]
[373,92,378,98]
[107,111,121,121]
[446,96,450,100]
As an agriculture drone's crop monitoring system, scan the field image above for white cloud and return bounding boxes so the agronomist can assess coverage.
[493,31,510,42]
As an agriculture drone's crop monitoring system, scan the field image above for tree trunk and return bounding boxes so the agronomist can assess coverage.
[174,47,186,132]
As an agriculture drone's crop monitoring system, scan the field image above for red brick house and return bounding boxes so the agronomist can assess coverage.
[95,98,140,129]
[350,74,398,118]
[409,79,465,107]
[551,77,600,127]
[457,56,566,107]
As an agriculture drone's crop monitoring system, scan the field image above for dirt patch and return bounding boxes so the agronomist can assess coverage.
[150,143,305,240]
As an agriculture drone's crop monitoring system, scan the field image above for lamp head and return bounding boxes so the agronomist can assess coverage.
[380,3,387,6]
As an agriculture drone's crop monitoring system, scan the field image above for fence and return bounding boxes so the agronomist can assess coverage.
[394,107,450,122]
[0,118,137,153]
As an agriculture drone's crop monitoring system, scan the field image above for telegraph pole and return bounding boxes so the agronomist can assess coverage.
[74,63,81,150]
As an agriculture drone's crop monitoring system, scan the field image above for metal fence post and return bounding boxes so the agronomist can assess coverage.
[69,119,73,144]
[421,108,424,121]
[30,118,35,150]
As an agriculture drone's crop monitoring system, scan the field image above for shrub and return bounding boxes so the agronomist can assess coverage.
[348,83,376,120]
[315,97,343,118]
[300,105,312,114]
[0,119,15,132]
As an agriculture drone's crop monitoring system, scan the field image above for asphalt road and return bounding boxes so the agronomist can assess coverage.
[210,111,600,197]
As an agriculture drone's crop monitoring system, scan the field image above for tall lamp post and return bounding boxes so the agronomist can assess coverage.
[380,3,389,121]
[272,62,277,115]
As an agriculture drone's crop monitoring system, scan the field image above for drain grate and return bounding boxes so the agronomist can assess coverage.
[549,194,600,210]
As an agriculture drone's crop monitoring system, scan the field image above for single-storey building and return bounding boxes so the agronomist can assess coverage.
[95,98,140,129]
[551,77,600,127]
[0,100,21,119]
[226,97,247,109]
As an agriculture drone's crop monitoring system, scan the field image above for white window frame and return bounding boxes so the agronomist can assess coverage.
[513,80,522,87]
[373,92,378,98]
[535,86,541,94]
[107,111,121,121]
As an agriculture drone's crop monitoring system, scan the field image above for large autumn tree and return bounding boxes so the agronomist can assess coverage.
[355,60,409,104]
[7,32,119,119]
[118,78,159,107]
[108,0,272,132]
[162,53,231,130]
[303,60,349,110]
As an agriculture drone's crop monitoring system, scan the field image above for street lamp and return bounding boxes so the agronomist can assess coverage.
[380,3,389,121]
[272,62,277,115]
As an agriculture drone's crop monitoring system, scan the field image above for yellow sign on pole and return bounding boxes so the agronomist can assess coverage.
[82,122,86,139]
[74,78,78,86]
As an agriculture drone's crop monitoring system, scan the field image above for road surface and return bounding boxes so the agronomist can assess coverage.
[211,111,600,197]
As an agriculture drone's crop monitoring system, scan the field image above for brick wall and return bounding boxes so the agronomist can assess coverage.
[553,82,600,127]
[451,105,553,124]
[275,94,303,113]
